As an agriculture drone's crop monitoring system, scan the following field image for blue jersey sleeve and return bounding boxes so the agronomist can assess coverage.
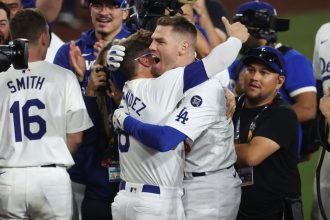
[281,50,316,102]
[183,60,208,93]
[53,43,72,71]
[124,116,186,152]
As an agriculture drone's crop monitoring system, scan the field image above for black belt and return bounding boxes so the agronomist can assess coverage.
[189,164,234,177]
[41,164,57,168]
[119,181,161,194]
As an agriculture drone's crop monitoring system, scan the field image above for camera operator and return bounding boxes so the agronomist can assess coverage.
[229,0,317,162]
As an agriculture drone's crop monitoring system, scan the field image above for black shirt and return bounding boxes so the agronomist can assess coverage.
[233,95,301,218]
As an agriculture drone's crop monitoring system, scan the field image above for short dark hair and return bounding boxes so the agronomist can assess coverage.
[0,2,10,20]
[9,9,47,45]
[119,29,153,79]
[156,16,197,42]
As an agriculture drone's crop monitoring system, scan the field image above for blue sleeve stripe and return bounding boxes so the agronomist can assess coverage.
[183,60,208,93]
[124,116,186,152]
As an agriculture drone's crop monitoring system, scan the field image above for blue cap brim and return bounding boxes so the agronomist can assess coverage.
[242,56,284,75]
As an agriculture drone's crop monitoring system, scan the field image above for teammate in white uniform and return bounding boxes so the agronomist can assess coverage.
[311,22,330,220]
[167,79,241,220]
[111,16,248,220]
[0,9,93,219]
[114,70,241,220]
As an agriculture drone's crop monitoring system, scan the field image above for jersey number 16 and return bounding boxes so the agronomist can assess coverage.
[10,99,46,142]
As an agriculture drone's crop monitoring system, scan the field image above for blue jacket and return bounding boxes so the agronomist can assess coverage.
[53,27,131,200]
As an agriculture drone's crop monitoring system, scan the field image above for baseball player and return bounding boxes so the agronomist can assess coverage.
[114,77,241,220]
[0,9,93,219]
[110,16,248,220]
[311,22,330,220]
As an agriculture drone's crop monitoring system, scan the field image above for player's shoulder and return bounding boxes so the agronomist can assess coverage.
[318,22,330,34]
[31,61,77,80]
[283,47,311,66]
[186,78,224,97]
[197,78,223,90]
[161,67,185,77]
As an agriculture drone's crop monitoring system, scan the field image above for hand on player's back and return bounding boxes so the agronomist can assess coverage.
[113,108,128,131]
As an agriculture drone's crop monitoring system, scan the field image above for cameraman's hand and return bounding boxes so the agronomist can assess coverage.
[222,16,249,43]
[94,39,106,57]
[223,86,236,119]
[107,45,125,71]
[107,79,123,105]
[69,40,86,82]
[85,64,107,97]
[113,108,128,131]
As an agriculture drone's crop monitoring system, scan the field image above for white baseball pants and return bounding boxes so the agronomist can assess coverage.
[183,166,241,220]
[0,166,73,219]
[111,181,185,220]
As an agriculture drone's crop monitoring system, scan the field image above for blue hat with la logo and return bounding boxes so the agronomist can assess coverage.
[242,46,286,75]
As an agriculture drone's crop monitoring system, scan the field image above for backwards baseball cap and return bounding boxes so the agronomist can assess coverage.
[237,0,277,16]
[242,46,286,75]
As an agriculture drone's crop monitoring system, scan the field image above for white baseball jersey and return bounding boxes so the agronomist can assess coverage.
[118,36,243,187]
[311,22,330,220]
[118,67,187,188]
[46,32,64,63]
[313,22,330,95]
[0,61,93,167]
[166,78,237,172]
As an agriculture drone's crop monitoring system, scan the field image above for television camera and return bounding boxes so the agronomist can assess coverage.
[0,38,28,72]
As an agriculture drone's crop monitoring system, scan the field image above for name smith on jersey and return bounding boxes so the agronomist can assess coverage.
[7,76,45,93]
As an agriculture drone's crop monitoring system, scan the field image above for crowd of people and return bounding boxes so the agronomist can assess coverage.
[0,0,329,220]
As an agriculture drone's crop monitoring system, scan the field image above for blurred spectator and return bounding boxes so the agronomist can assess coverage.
[0,0,22,17]
[35,0,64,62]
[57,0,82,29]
[0,2,10,45]
[0,0,64,62]
[192,0,226,49]
[194,0,227,44]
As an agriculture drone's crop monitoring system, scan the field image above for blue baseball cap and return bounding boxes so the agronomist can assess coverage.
[22,0,36,8]
[89,0,125,5]
[237,0,277,16]
[242,46,286,75]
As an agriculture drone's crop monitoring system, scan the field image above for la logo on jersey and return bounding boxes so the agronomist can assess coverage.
[175,107,189,124]
[190,95,203,107]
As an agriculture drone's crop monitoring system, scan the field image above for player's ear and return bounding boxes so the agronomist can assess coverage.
[276,75,285,89]
[137,56,151,68]
[178,40,190,56]
[122,8,129,20]
[40,31,49,47]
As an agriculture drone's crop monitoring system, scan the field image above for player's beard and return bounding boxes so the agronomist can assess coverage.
[97,30,110,38]
[0,35,5,45]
